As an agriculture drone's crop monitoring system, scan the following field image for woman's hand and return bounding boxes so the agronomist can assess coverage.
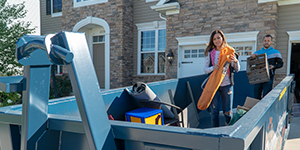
[213,64,219,70]
[230,54,238,63]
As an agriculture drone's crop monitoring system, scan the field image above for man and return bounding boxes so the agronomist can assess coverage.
[250,34,283,99]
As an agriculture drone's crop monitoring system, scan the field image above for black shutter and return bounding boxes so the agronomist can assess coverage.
[46,0,51,15]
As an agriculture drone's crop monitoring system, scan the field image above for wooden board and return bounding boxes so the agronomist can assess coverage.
[246,53,270,85]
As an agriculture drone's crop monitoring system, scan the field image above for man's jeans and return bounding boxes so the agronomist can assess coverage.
[254,77,273,100]
[211,85,232,127]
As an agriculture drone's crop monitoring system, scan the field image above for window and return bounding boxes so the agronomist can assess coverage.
[46,0,62,17]
[232,46,253,57]
[184,49,205,58]
[53,0,62,13]
[139,29,166,74]
[54,65,63,75]
[230,42,255,71]
[93,35,105,43]
[74,0,108,8]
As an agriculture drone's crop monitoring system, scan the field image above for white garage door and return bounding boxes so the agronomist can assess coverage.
[229,41,255,71]
[178,42,255,78]
[178,45,206,78]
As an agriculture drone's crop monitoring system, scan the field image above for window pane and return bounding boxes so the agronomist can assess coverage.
[245,51,252,55]
[158,29,166,51]
[141,53,155,73]
[93,36,98,42]
[235,47,243,56]
[245,46,252,50]
[141,31,155,51]
[53,0,62,13]
[199,49,204,53]
[158,52,165,73]
[93,36,105,42]
[198,54,205,57]
[184,50,190,58]
[54,65,63,74]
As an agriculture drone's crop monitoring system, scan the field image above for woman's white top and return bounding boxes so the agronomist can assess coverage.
[204,51,240,87]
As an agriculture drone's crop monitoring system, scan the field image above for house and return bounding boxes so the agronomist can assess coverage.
[7,0,41,35]
[40,0,300,92]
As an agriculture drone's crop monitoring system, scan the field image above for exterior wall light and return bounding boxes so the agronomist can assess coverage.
[166,49,174,65]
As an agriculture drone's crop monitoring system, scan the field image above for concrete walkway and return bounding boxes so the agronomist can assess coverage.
[284,103,300,150]
[283,117,300,150]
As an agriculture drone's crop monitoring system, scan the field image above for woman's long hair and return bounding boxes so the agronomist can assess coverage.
[204,30,228,56]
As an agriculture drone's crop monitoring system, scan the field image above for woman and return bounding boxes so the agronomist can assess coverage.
[203,30,240,127]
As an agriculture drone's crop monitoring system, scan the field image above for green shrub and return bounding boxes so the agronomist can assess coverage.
[0,92,22,107]
[0,73,73,107]
[49,73,72,99]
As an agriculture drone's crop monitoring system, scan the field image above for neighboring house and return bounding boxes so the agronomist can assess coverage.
[7,0,41,35]
[40,0,300,91]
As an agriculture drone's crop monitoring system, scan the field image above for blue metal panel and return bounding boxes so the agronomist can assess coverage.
[0,124,14,150]
[15,34,54,150]
[219,75,294,150]
[111,120,220,150]
[27,122,48,149]
[51,31,116,150]
[0,32,293,150]
[233,71,254,108]
[106,89,140,121]
[0,76,24,92]
[60,132,89,150]
[47,115,84,134]
[177,75,207,110]
[35,130,60,150]
[16,35,53,66]
[48,97,79,116]
[21,65,51,150]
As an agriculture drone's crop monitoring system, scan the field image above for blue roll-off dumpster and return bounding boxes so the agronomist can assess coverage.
[0,31,295,150]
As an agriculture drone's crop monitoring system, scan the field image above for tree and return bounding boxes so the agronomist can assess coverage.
[0,0,35,76]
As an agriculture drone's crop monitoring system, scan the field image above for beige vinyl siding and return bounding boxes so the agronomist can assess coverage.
[40,0,62,35]
[277,4,300,74]
[8,0,41,35]
[133,0,164,75]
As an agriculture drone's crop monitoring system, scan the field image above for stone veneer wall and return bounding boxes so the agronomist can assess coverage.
[132,75,166,85]
[165,0,278,79]
[61,0,134,89]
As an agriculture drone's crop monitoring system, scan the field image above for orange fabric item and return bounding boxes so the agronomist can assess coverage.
[197,46,235,110]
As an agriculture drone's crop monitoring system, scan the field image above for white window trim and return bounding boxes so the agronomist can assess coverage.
[258,0,300,6]
[73,16,110,90]
[151,1,180,15]
[176,31,260,77]
[156,0,167,5]
[146,0,159,3]
[136,21,166,75]
[51,0,62,17]
[287,30,300,75]
[258,0,277,3]
[176,31,259,46]
[55,65,63,75]
[73,0,108,8]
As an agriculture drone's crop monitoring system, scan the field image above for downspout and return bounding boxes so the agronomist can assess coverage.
[159,13,167,20]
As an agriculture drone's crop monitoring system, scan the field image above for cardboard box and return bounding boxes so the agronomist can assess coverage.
[237,97,260,111]
[125,107,164,125]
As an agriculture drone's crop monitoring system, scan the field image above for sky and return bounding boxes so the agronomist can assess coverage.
[6,0,40,35]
